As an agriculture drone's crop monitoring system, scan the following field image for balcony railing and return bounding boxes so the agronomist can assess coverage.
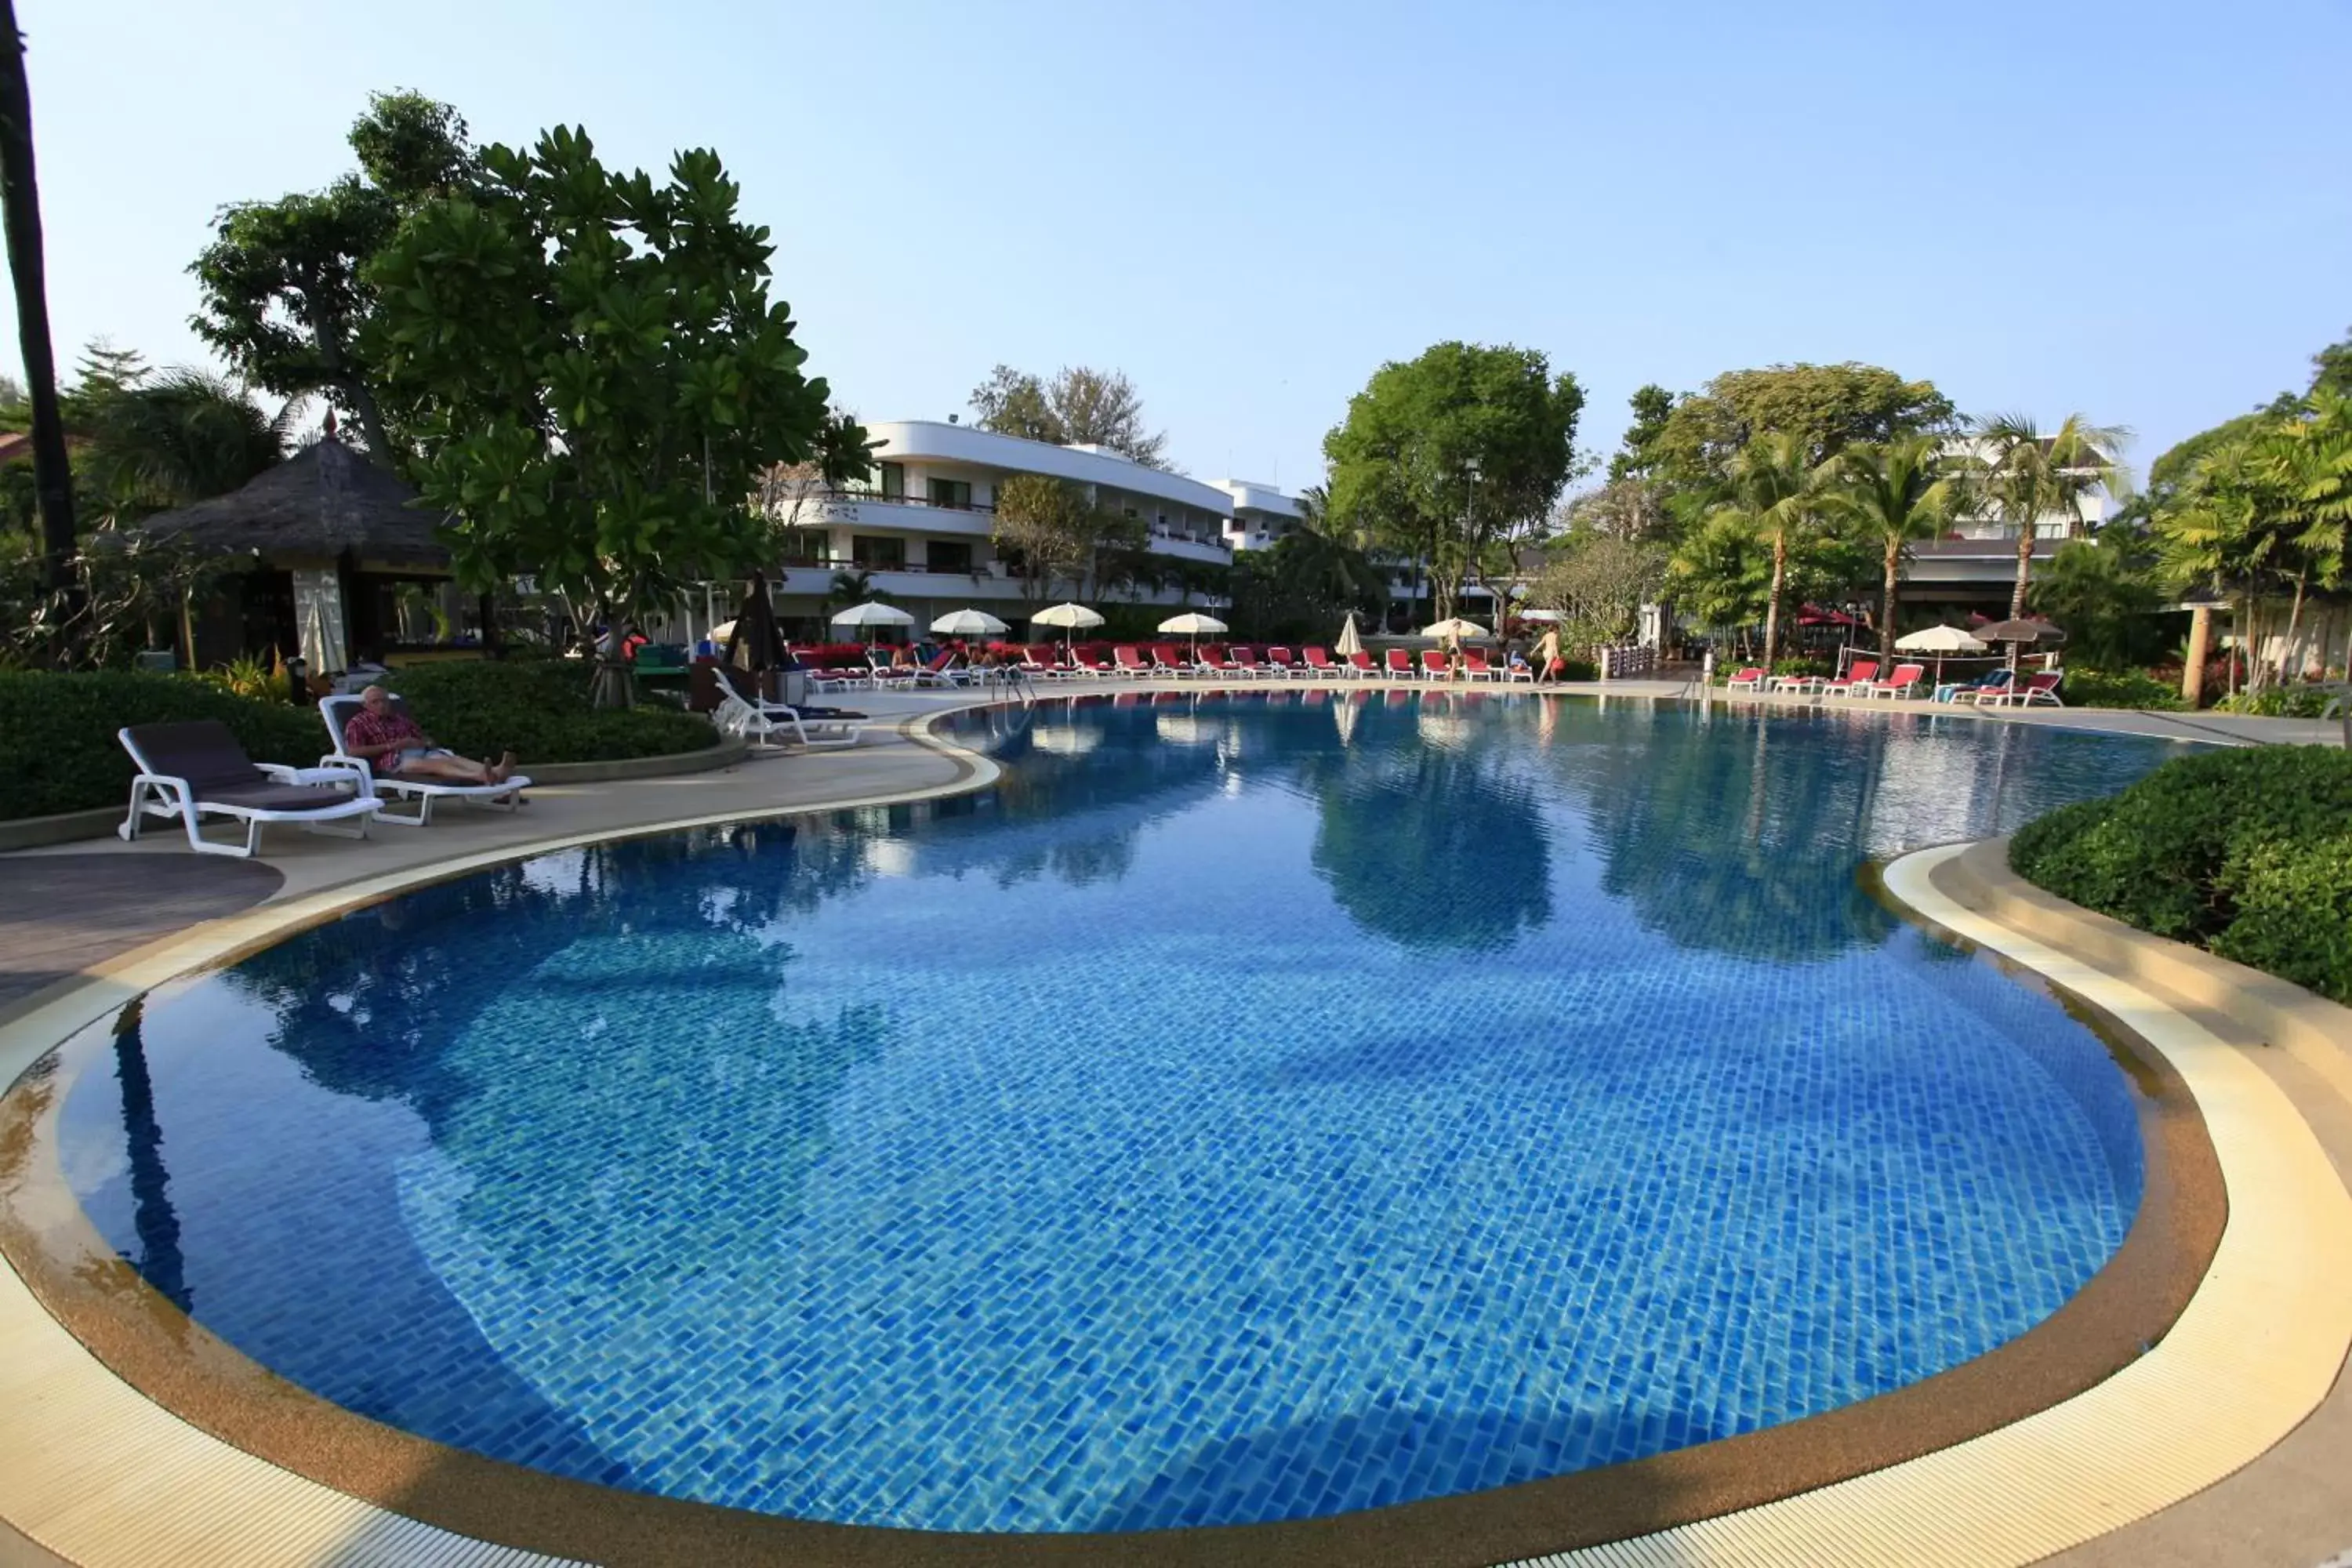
[779,487,996,517]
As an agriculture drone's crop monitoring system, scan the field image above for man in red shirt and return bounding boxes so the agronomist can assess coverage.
[342,686,515,784]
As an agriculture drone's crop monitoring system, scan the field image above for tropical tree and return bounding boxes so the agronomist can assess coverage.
[1606,383,1678,483]
[0,0,78,612]
[1821,434,1958,661]
[367,125,851,706]
[1525,532,1668,652]
[1322,341,1584,624]
[2031,532,2169,670]
[1691,431,1832,669]
[1964,413,2131,619]
[1667,510,1773,655]
[79,369,292,524]
[1234,524,1388,640]
[968,364,1170,467]
[1647,363,1954,493]
[991,474,1097,605]
[191,92,479,463]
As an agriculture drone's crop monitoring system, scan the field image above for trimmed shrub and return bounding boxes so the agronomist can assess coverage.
[0,670,323,820]
[381,659,718,765]
[2061,668,2184,711]
[2009,745,2352,1003]
[2210,834,2352,1002]
[1557,659,1600,681]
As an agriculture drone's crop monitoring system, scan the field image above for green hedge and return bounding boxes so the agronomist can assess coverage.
[380,659,717,765]
[2061,668,2185,711]
[2009,745,2352,1004]
[0,670,325,820]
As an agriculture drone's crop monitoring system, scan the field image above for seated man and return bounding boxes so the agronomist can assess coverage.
[342,685,516,785]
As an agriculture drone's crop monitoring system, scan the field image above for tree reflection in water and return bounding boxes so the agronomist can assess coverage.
[1569,706,1900,962]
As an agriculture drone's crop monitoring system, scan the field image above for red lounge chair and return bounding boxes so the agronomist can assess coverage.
[1726,666,1767,693]
[1821,659,1881,698]
[1864,662,1926,700]
[1112,644,1150,677]
[1385,648,1415,679]
[1302,646,1337,677]
[1419,649,1450,680]
[1462,650,1497,682]
[1149,644,1193,677]
[1229,646,1269,678]
[1980,670,2065,707]
[1348,651,1377,678]
[1265,646,1305,678]
[1199,647,1241,677]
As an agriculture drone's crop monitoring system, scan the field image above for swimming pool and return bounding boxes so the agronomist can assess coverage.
[49,693,2183,1533]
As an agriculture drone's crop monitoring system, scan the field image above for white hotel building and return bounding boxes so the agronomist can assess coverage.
[747,421,1246,638]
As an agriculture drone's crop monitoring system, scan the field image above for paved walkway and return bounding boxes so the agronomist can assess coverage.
[0,855,281,1014]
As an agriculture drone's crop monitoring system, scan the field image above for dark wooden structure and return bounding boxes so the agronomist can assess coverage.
[126,434,458,670]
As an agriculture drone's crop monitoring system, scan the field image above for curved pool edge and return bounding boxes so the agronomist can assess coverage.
[1494,842,2352,1567]
[0,768,2325,1565]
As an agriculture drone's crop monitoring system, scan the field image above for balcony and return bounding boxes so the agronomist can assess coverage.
[1149,528,1231,564]
[776,490,997,539]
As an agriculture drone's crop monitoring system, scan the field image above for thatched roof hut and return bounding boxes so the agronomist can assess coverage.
[128,434,452,572]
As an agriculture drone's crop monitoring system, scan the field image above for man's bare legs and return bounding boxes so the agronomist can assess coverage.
[395,750,516,785]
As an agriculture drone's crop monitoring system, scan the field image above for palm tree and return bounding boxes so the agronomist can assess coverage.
[81,370,292,524]
[822,569,888,612]
[1708,431,1832,670]
[1824,434,1958,662]
[1966,413,2131,619]
[0,3,79,619]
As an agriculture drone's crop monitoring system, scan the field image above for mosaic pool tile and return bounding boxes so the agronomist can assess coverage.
[54,696,2180,1531]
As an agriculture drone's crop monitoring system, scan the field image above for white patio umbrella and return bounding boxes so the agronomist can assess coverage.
[1334,612,1364,659]
[931,608,1010,638]
[1157,611,1228,655]
[1422,617,1489,641]
[1031,601,1104,651]
[830,600,916,644]
[1895,623,1987,686]
[1031,602,1104,631]
[1895,624,1987,652]
[1156,612,1227,637]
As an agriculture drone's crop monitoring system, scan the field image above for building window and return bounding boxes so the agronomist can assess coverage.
[879,463,904,499]
[779,530,824,565]
[928,540,974,574]
[927,477,972,510]
[851,535,906,570]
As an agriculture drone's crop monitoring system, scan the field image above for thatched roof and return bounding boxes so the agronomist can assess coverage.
[129,434,453,572]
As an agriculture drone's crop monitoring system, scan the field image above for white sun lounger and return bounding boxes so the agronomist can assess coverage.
[712,687,865,751]
[317,694,531,826]
[118,720,380,858]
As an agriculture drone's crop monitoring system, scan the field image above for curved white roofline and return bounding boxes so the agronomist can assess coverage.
[1210,479,1304,519]
[868,422,1233,513]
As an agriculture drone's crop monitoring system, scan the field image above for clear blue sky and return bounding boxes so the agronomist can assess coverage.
[9,0,2347,489]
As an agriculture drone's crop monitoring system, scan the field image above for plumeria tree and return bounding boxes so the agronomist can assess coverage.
[368,125,853,705]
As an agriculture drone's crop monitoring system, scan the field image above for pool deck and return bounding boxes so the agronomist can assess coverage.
[1,684,2347,1566]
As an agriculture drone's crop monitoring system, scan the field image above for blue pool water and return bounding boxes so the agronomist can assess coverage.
[55,692,2181,1532]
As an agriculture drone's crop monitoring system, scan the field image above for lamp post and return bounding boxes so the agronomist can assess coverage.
[1458,456,1480,625]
